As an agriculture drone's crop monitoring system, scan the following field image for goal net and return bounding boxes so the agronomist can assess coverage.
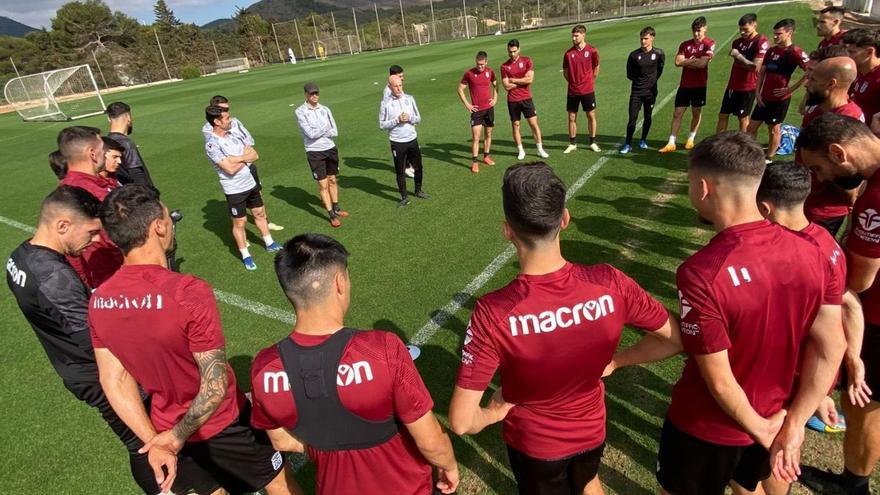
[215,57,251,74]
[3,64,106,122]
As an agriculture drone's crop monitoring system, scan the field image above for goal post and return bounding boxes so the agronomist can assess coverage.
[3,64,106,122]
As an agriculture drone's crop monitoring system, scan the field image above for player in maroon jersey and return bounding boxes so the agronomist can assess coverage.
[659,16,715,153]
[616,131,845,495]
[747,18,809,160]
[797,114,880,495]
[449,162,679,495]
[844,29,880,135]
[458,51,498,173]
[501,39,549,160]
[563,24,602,153]
[817,6,848,49]
[716,13,768,133]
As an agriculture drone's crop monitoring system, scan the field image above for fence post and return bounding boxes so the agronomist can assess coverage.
[211,40,220,62]
[375,3,384,49]
[462,0,470,38]
[398,0,408,45]
[352,8,363,52]
[331,12,341,54]
[91,50,108,88]
[271,23,284,62]
[293,19,305,59]
[153,29,172,80]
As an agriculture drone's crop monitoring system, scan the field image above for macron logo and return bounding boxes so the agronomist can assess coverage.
[92,293,163,310]
[678,290,692,319]
[262,361,375,393]
[507,295,615,337]
[858,208,880,232]
[6,258,26,288]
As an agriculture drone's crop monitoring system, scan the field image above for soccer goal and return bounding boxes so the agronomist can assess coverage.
[215,57,251,74]
[3,64,106,122]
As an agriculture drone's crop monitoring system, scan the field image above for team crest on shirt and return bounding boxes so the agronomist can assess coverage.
[651,53,656,60]
[761,41,769,50]
[858,208,880,232]
[678,290,692,319]
[584,51,590,58]
[464,322,473,346]
[859,81,869,93]
[519,62,524,68]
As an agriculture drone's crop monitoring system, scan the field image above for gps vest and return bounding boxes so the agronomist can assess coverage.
[276,328,399,450]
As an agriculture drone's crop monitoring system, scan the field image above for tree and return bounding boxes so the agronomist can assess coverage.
[154,0,181,29]
[51,0,136,52]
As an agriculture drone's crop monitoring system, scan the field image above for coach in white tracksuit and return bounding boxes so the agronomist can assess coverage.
[379,74,428,207]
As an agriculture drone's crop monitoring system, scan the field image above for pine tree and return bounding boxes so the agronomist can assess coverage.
[154,0,181,28]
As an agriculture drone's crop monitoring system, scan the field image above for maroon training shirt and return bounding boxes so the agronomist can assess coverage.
[728,34,769,92]
[677,37,716,89]
[760,45,809,102]
[819,30,848,49]
[851,64,880,128]
[250,331,434,495]
[456,262,668,459]
[563,44,600,95]
[461,67,497,111]
[501,56,534,102]
[847,172,880,325]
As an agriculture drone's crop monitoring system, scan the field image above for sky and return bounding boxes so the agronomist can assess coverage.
[1,0,247,29]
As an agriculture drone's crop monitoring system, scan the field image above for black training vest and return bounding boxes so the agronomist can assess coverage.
[277,328,399,451]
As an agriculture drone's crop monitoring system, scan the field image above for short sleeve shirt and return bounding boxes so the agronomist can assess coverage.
[668,220,829,446]
[678,37,716,88]
[846,172,880,325]
[851,64,880,126]
[500,56,534,102]
[204,132,257,195]
[819,30,847,49]
[250,330,433,495]
[89,265,241,442]
[461,67,497,111]
[728,34,769,91]
[563,44,600,95]
[456,263,668,459]
[761,45,809,101]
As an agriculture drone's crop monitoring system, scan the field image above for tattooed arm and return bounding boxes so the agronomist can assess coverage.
[139,347,229,454]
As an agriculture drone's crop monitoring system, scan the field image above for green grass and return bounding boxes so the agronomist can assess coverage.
[0,2,871,493]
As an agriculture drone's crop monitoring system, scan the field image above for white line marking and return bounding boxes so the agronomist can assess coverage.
[0,214,296,325]
[410,26,742,347]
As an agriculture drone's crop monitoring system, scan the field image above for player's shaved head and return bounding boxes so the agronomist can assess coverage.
[100,184,165,255]
[38,185,101,227]
[757,161,811,209]
[275,233,350,310]
[688,131,766,181]
[815,56,858,86]
[57,126,102,162]
[502,162,566,248]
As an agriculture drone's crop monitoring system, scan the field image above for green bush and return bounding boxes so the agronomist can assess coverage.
[181,65,201,80]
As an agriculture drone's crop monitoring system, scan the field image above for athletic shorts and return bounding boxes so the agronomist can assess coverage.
[306,147,339,181]
[174,401,286,494]
[657,419,770,495]
[507,443,605,495]
[225,187,263,218]
[508,99,537,121]
[863,323,880,402]
[566,93,597,113]
[720,89,756,117]
[751,99,791,125]
[674,87,707,108]
[815,215,847,238]
[471,108,495,128]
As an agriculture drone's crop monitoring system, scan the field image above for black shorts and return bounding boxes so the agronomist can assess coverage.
[751,99,791,125]
[566,93,597,113]
[507,443,604,495]
[815,215,847,238]
[657,419,770,495]
[306,147,339,181]
[863,323,880,402]
[225,187,263,218]
[508,99,537,121]
[174,401,286,494]
[674,87,707,108]
[720,89,756,117]
[471,108,495,127]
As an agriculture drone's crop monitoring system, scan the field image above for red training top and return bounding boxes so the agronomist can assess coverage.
[563,43,600,95]
[677,37,716,89]
[728,34,769,92]
[760,45,809,102]
[847,172,880,326]
[818,30,848,49]
[850,64,880,128]
[461,67,497,111]
[501,56,534,102]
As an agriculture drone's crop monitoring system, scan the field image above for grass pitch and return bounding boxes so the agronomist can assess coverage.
[0,2,870,493]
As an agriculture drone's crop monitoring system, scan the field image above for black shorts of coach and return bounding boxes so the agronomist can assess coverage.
[861,323,880,401]
[656,419,770,495]
[720,89,756,117]
[225,186,263,218]
[507,443,605,495]
[508,99,537,122]
[674,87,707,108]
[566,93,597,113]
[306,147,340,181]
[751,99,791,125]
[169,401,286,494]
[471,108,495,127]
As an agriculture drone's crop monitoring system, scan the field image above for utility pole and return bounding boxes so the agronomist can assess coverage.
[331,11,341,54]
[153,29,172,80]
[312,15,320,43]
[211,39,220,62]
[375,3,384,49]
[293,19,305,59]
[497,0,502,32]
[271,23,283,63]
[398,0,408,45]
[352,8,363,52]
[462,0,470,38]
[429,0,436,41]
[91,50,108,88]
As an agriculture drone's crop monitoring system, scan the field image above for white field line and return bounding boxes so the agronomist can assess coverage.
[409,25,743,347]
[0,214,296,325]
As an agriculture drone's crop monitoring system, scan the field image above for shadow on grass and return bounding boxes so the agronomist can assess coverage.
[338,174,401,204]
[575,193,696,229]
[270,184,328,221]
[201,199,268,261]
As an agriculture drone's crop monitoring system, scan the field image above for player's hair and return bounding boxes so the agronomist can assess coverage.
[57,126,101,161]
[773,18,796,32]
[691,16,707,30]
[502,162,566,248]
[389,65,403,75]
[738,13,757,26]
[100,184,164,255]
[210,95,229,106]
[843,28,880,53]
[811,44,849,62]
[819,6,845,19]
[640,26,656,37]
[757,161,811,208]
[48,150,67,180]
[572,24,586,34]
[507,38,520,48]
[205,105,226,126]
[688,131,766,180]
[38,185,101,225]
[105,101,131,119]
[101,136,124,154]
[476,50,488,60]
[796,113,876,152]
[275,233,350,310]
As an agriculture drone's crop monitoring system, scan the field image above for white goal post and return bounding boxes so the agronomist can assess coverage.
[215,57,251,74]
[3,64,107,122]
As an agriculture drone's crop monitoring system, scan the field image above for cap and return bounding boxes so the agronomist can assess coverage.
[303,82,319,94]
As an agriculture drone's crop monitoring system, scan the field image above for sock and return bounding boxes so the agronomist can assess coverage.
[483,152,490,158]
[843,468,870,495]
[589,136,595,145]
[569,137,576,145]
[472,156,479,163]
[536,143,544,150]
[262,235,275,247]
[668,135,676,145]
[517,145,525,152]
[332,202,339,212]
[328,209,337,219]
[687,131,697,142]
[239,247,251,259]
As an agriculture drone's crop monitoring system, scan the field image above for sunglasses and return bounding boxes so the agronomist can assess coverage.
[309,91,320,95]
